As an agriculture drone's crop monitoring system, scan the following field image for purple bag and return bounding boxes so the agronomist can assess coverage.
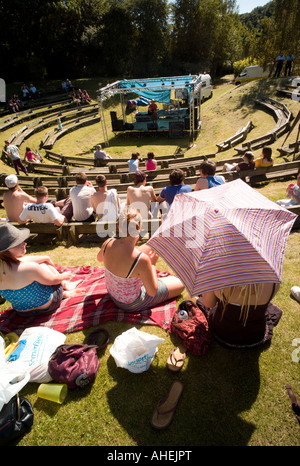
[48,344,101,389]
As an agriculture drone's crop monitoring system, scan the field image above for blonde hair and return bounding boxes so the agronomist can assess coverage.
[118,206,142,238]
[218,283,265,326]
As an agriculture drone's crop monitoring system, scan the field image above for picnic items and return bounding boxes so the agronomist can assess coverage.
[48,344,101,389]
[147,179,297,297]
[109,327,164,373]
[37,383,68,404]
[170,300,211,356]
[0,394,34,446]
[150,381,184,430]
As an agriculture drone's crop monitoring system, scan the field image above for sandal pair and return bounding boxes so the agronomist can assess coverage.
[150,381,184,430]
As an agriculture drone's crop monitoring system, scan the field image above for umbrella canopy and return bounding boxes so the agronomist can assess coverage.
[147,179,297,297]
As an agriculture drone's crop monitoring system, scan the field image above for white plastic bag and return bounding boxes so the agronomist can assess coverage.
[7,327,66,383]
[0,337,30,412]
[109,327,164,374]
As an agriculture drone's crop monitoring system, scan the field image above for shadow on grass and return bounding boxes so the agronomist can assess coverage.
[105,336,264,446]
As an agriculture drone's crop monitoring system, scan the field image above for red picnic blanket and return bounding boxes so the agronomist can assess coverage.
[0,265,177,335]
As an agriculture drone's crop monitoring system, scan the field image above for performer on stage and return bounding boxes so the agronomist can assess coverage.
[148,99,158,121]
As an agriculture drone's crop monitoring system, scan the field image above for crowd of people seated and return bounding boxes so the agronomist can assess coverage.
[71,89,90,106]
[0,140,298,349]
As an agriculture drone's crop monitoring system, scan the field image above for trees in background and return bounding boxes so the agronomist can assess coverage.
[0,0,298,82]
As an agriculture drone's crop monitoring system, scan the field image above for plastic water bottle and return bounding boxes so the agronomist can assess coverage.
[179,310,189,320]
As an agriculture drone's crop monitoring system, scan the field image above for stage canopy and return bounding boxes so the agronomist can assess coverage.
[117,75,203,104]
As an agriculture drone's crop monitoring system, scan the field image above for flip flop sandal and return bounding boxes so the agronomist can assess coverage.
[150,381,184,430]
[166,346,186,372]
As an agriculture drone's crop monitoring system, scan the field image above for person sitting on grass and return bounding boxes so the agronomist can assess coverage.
[197,281,280,348]
[276,172,300,207]
[0,223,85,317]
[254,146,273,168]
[222,152,255,173]
[97,206,184,312]
[194,160,225,191]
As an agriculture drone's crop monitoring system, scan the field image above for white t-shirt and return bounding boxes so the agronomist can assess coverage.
[70,184,96,221]
[128,159,139,172]
[6,145,20,161]
[19,202,61,223]
[95,189,120,222]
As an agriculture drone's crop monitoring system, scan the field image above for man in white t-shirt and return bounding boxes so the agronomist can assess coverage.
[70,172,96,222]
[18,186,65,226]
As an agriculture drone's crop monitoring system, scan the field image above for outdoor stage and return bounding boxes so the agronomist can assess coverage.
[98,75,204,143]
[110,107,201,139]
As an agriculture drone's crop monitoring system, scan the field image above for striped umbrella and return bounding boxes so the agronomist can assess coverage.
[147,179,297,297]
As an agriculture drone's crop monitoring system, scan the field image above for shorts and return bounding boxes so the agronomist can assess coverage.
[111,278,169,313]
[15,284,64,317]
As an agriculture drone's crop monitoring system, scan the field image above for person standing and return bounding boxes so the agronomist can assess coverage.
[5,140,28,176]
[285,52,294,76]
[273,53,285,78]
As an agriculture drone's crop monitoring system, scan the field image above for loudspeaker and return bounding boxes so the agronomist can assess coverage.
[147,122,158,130]
[169,122,184,138]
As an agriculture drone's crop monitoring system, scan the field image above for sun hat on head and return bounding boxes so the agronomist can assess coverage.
[134,170,147,184]
[5,174,18,188]
[0,223,30,253]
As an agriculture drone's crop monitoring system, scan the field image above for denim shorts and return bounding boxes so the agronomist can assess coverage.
[15,284,63,317]
[111,278,169,313]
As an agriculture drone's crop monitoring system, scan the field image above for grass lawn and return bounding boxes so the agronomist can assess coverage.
[0,75,300,447]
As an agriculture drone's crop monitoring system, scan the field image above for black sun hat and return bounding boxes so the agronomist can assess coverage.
[0,223,30,252]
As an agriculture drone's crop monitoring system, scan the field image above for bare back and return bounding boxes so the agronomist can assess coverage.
[214,282,280,306]
[127,185,156,219]
[3,189,36,222]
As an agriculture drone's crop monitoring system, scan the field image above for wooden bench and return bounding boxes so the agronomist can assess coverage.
[216,121,254,152]
[10,222,64,242]
[229,160,300,185]
[234,98,292,154]
[43,113,100,149]
[277,140,300,158]
[66,218,161,244]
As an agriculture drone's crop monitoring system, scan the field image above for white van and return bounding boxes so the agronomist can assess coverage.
[234,65,269,85]
[200,74,213,102]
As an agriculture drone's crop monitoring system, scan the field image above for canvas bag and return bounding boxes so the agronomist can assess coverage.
[48,344,101,389]
[170,300,211,356]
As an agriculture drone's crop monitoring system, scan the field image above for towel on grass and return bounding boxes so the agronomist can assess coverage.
[0,265,177,335]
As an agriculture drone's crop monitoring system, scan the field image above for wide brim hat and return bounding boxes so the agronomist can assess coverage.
[0,223,30,252]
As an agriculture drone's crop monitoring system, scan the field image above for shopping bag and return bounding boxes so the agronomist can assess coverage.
[110,327,164,374]
[7,327,66,383]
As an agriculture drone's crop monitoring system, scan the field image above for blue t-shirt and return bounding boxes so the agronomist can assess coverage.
[207,175,225,188]
[159,184,192,206]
